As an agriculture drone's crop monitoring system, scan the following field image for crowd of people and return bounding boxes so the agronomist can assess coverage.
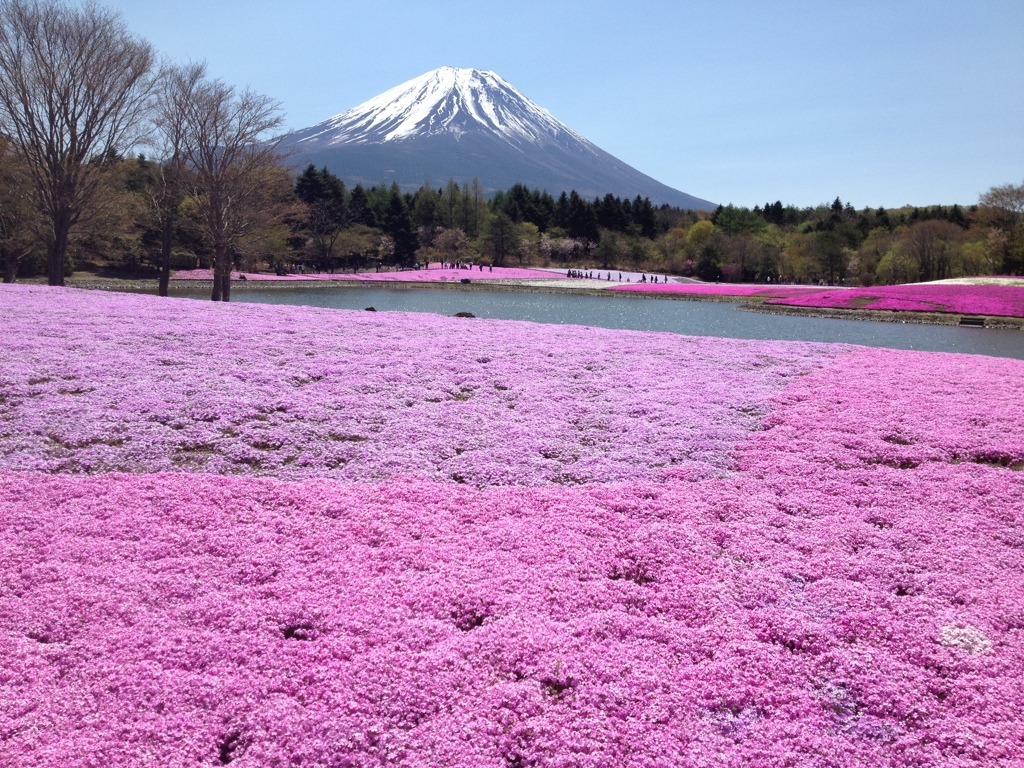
[565,270,670,284]
[434,262,493,271]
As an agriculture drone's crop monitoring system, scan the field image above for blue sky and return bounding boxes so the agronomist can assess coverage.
[100,0,1022,209]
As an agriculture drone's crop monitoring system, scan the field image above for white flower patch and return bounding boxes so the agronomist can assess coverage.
[940,624,993,654]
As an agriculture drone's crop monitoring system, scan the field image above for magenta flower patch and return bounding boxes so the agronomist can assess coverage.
[767,283,1024,318]
[173,265,559,282]
[610,283,835,298]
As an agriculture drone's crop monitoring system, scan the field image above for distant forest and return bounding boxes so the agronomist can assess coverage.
[4,151,1022,287]
[288,166,1024,285]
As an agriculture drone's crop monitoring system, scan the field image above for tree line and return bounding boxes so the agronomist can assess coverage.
[285,169,1024,286]
[1,0,1022,300]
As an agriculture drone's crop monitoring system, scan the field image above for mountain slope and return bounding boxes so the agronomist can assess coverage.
[277,67,715,210]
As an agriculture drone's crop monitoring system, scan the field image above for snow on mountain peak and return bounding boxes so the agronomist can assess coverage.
[297,66,594,151]
[278,67,716,210]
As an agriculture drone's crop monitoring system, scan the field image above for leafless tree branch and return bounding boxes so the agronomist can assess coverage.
[0,0,155,285]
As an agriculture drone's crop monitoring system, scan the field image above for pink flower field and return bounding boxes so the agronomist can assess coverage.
[766,283,1024,318]
[611,283,835,299]
[1,285,1022,767]
[173,266,558,283]
[0,286,837,484]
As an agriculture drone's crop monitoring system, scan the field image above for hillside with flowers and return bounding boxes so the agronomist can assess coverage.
[1,284,1022,767]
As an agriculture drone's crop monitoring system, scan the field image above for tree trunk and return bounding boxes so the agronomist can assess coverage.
[211,244,224,301]
[47,224,69,286]
[221,259,231,302]
[211,242,231,301]
[2,248,18,283]
[158,215,173,297]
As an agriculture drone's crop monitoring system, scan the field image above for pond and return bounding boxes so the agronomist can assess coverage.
[167,283,1024,360]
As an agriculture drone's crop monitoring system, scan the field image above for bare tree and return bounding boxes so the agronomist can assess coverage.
[150,62,205,296]
[178,73,284,301]
[900,219,964,282]
[0,0,156,286]
[432,227,471,264]
[980,181,1024,225]
[978,181,1024,274]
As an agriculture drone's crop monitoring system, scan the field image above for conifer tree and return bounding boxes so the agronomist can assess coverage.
[383,187,416,263]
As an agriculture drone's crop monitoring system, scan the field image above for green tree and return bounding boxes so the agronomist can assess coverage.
[761,201,785,225]
[348,185,374,227]
[440,179,460,229]
[685,220,715,257]
[294,165,349,264]
[851,228,897,286]
[632,195,657,238]
[501,183,531,224]
[810,230,847,285]
[875,242,917,285]
[595,230,623,269]
[463,178,487,238]
[567,191,599,242]
[719,234,760,281]
[334,224,380,270]
[554,192,569,230]
[411,183,440,230]
[756,251,780,283]
[695,238,723,282]
[484,210,515,266]
[382,186,416,264]
[712,204,766,236]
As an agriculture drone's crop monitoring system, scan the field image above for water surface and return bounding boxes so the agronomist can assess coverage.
[168,284,1024,359]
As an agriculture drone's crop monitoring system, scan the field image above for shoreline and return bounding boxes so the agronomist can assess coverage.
[20,275,1024,330]
[58,275,757,302]
[739,300,1024,330]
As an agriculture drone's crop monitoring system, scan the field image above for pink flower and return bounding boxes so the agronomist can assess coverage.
[767,283,1024,318]
[1,284,1022,767]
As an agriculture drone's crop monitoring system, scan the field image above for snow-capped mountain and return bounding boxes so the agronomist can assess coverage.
[277,67,715,210]
[290,67,588,149]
